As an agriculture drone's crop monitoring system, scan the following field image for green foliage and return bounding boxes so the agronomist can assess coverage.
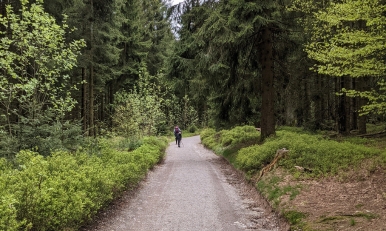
[349,79,386,115]
[0,136,168,230]
[0,120,83,157]
[0,135,18,159]
[0,1,85,116]
[341,136,376,146]
[366,122,386,133]
[119,138,143,152]
[187,124,198,133]
[200,126,260,157]
[305,0,386,115]
[277,126,311,134]
[257,176,301,208]
[167,0,284,129]
[306,0,386,77]
[200,128,217,149]
[350,218,356,226]
[236,130,381,177]
[218,126,260,147]
[0,186,24,231]
[236,144,279,174]
[165,94,199,133]
[113,66,166,138]
[0,0,85,157]
[283,210,307,226]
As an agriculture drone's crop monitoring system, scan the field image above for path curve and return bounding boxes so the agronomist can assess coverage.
[83,136,287,231]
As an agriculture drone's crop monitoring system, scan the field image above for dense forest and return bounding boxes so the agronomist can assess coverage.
[1,0,386,230]
[1,0,386,157]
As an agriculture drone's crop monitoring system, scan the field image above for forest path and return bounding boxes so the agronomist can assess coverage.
[83,136,288,231]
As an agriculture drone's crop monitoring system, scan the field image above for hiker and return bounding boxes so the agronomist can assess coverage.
[176,131,182,147]
[174,126,181,146]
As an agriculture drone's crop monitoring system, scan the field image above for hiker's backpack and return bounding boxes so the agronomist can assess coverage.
[174,127,180,134]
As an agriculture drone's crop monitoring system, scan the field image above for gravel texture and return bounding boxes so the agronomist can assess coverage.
[83,135,288,231]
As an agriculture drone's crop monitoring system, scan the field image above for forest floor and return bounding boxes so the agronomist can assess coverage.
[265,129,386,231]
[266,157,386,230]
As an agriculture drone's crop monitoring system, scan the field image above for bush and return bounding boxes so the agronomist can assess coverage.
[0,121,83,158]
[0,136,168,230]
[201,126,260,154]
[0,194,23,231]
[235,130,381,177]
[219,126,260,147]
[200,128,218,150]
[187,125,198,133]
[0,159,24,230]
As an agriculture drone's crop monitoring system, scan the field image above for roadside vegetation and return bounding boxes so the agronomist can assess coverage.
[200,125,386,230]
[0,136,168,230]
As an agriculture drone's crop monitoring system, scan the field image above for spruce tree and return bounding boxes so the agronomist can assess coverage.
[184,0,285,139]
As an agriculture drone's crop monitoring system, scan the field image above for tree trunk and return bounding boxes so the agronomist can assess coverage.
[89,0,95,137]
[303,76,311,127]
[101,91,105,123]
[351,78,358,130]
[260,26,275,141]
[314,74,323,130]
[334,77,339,131]
[82,67,88,133]
[108,81,114,128]
[338,77,350,134]
[357,77,367,134]
[89,65,94,137]
[344,76,351,133]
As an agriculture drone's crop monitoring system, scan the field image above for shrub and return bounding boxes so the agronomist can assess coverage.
[200,128,216,140]
[187,125,198,133]
[200,128,218,149]
[0,194,23,231]
[235,131,381,177]
[219,126,260,147]
[0,160,24,230]
[0,136,168,230]
[200,126,260,149]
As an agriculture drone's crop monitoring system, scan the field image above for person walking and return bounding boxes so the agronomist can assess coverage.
[174,126,181,146]
[176,131,182,147]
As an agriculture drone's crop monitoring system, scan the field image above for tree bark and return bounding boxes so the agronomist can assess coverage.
[89,0,95,137]
[338,77,350,135]
[82,67,88,133]
[314,74,323,130]
[303,76,311,127]
[351,78,358,130]
[260,26,275,141]
[344,76,351,132]
[357,77,368,134]
[89,64,94,137]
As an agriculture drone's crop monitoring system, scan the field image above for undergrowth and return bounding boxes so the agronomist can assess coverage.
[256,175,301,208]
[0,136,168,231]
[200,126,260,156]
[200,125,386,230]
[235,130,382,178]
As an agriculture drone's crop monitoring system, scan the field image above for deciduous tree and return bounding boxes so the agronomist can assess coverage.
[0,0,85,156]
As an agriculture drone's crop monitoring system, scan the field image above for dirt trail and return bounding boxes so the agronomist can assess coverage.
[83,136,288,231]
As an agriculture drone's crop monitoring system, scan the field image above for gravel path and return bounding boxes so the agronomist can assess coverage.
[83,136,287,231]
